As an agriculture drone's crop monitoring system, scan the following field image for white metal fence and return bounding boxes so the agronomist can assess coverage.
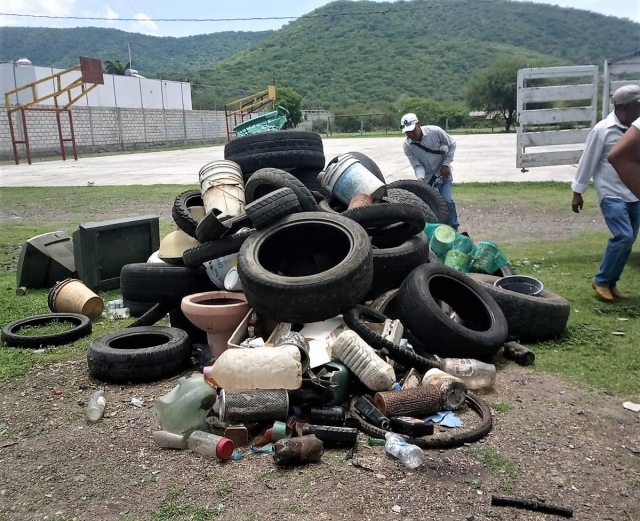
[516,65,598,169]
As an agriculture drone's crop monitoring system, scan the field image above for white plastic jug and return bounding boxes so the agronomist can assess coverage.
[152,373,217,433]
[204,346,303,390]
[331,330,396,391]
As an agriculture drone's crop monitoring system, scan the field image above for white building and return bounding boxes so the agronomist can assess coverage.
[0,59,192,110]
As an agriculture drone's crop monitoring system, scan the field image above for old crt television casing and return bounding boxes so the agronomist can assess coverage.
[73,215,160,291]
[16,231,76,289]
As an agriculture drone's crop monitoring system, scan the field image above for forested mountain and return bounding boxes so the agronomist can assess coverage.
[189,0,639,107]
[1,0,638,108]
[0,27,273,75]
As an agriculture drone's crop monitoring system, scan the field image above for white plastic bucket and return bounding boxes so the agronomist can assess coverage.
[318,154,386,205]
[199,160,245,219]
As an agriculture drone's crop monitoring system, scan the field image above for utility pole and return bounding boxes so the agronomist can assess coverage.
[128,43,132,70]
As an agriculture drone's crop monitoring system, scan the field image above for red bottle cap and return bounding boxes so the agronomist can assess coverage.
[215,437,234,460]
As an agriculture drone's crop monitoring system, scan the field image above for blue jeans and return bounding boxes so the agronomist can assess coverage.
[594,197,640,288]
[430,175,459,230]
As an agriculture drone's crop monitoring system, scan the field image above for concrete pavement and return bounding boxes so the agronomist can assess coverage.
[0,133,578,187]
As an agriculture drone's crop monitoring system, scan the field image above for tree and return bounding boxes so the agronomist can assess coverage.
[466,57,531,132]
[275,87,303,129]
[104,60,130,75]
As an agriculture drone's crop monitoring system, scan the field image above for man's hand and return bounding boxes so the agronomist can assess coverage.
[440,165,451,178]
[571,192,584,213]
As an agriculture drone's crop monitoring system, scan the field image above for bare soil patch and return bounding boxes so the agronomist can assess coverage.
[0,358,637,521]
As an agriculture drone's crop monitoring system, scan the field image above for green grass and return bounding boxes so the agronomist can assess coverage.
[0,183,638,399]
[468,447,518,492]
[150,490,219,521]
[11,320,80,337]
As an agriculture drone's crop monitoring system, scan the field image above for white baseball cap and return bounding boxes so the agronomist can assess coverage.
[400,113,419,133]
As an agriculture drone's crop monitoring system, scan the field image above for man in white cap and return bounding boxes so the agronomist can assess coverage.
[401,113,459,229]
[571,84,640,301]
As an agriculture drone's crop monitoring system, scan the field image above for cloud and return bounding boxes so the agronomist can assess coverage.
[131,13,161,36]
[0,0,76,26]
[104,5,119,22]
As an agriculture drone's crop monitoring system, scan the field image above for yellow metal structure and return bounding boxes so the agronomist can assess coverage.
[224,85,277,140]
[5,59,103,165]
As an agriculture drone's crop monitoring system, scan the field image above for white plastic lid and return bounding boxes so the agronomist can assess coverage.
[224,267,242,291]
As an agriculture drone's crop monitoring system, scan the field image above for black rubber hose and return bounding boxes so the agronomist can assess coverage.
[343,305,440,372]
[349,392,492,449]
[491,496,573,518]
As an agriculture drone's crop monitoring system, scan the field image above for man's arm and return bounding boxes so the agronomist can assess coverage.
[435,127,457,166]
[571,128,603,212]
[403,141,426,180]
[608,126,640,199]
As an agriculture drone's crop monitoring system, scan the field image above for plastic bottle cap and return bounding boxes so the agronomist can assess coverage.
[216,437,235,460]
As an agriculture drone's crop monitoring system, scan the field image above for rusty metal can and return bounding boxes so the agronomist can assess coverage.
[422,368,466,411]
[273,435,323,466]
[374,385,442,418]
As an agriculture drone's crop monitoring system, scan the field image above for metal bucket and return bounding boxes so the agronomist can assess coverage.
[318,154,386,205]
[494,275,544,296]
[198,160,245,219]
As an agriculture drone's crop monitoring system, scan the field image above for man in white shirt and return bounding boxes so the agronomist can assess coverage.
[571,85,640,301]
[401,113,459,229]
[608,115,640,197]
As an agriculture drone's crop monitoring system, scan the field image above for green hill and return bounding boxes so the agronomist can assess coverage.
[0,26,273,76]
[190,0,640,107]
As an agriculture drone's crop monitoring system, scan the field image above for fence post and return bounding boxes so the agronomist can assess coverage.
[181,82,187,145]
[138,78,147,143]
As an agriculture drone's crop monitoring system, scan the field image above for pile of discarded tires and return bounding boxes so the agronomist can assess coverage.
[86,131,570,387]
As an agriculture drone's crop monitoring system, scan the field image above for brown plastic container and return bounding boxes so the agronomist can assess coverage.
[48,278,104,320]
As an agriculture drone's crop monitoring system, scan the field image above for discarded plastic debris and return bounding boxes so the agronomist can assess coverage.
[153,374,217,433]
[187,430,234,460]
[390,417,434,437]
[153,430,187,449]
[422,368,467,411]
[219,389,289,424]
[623,402,640,413]
[302,425,358,447]
[224,426,249,447]
[271,421,289,442]
[503,341,535,366]
[131,398,143,408]
[368,437,386,446]
[54,390,63,396]
[332,330,396,391]
[275,331,311,373]
[424,410,463,428]
[374,385,443,418]
[251,443,274,455]
[86,390,106,422]
[48,278,104,320]
[16,287,27,296]
[384,433,424,469]
[107,299,124,310]
[203,346,302,390]
[400,368,422,390]
[491,495,573,518]
[273,435,324,466]
[440,358,496,390]
[309,406,345,426]
[354,396,390,430]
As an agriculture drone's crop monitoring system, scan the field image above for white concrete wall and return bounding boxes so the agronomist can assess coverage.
[0,104,226,159]
[0,64,191,110]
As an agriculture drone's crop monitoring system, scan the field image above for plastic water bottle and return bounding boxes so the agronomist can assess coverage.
[384,432,424,469]
[439,358,496,390]
[331,330,396,391]
[86,390,106,422]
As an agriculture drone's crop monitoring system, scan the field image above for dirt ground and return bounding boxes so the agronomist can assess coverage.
[0,358,638,521]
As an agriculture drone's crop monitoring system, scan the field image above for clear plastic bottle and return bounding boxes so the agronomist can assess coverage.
[384,432,424,469]
[86,390,106,422]
[331,330,396,391]
[439,358,496,390]
[187,430,234,460]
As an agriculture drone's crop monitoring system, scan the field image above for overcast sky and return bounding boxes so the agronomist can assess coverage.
[0,0,637,37]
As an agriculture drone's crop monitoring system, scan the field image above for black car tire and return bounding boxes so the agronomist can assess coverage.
[238,212,373,323]
[120,263,214,303]
[398,264,508,359]
[182,229,252,267]
[245,168,318,212]
[388,179,449,224]
[87,326,191,383]
[245,187,302,229]
[2,313,92,348]
[172,189,203,238]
